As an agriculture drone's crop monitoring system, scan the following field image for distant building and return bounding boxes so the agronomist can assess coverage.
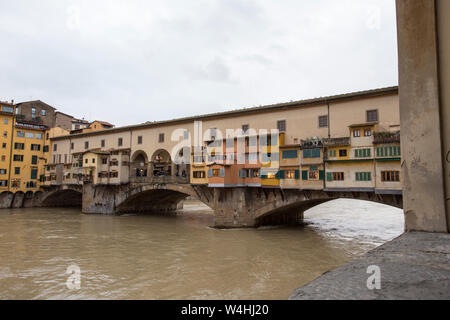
[15,100,56,128]
[87,121,115,132]
[54,111,74,131]
[71,118,90,131]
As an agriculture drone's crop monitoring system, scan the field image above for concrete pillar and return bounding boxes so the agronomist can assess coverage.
[436,0,450,231]
[396,0,449,232]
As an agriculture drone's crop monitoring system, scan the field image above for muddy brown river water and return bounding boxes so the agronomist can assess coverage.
[0,199,404,299]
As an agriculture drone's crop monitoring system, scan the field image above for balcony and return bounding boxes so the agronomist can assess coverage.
[323,137,350,147]
[129,175,189,184]
[373,131,400,144]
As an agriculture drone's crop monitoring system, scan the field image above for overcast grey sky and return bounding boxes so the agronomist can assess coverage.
[0,0,398,127]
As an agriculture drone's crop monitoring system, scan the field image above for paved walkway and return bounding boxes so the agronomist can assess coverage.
[289,232,450,300]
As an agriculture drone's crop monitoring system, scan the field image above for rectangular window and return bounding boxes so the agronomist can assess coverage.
[101,140,105,147]
[31,144,41,151]
[102,158,108,165]
[43,145,49,152]
[41,109,46,116]
[242,124,249,133]
[356,172,372,181]
[303,149,321,159]
[26,132,34,138]
[355,148,371,158]
[159,133,164,143]
[31,107,36,117]
[13,155,24,162]
[364,129,372,137]
[277,120,286,132]
[332,172,345,181]
[138,136,143,144]
[14,143,24,150]
[0,169,6,174]
[381,171,400,182]
[31,155,38,165]
[367,109,379,122]
[3,131,7,138]
[282,150,298,159]
[14,167,20,174]
[318,115,328,128]
[238,169,247,178]
[285,170,297,179]
[4,119,8,124]
[35,133,42,139]
[17,131,25,137]
[339,149,347,157]
[53,144,57,151]
[193,171,206,179]
[30,169,38,180]
[85,141,89,149]
[353,129,361,137]
[0,180,7,187]
[328,150,337,158]
[212,169,221,177]
[118,137,123,147]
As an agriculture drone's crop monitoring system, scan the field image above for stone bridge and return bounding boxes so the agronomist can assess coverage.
[31,182,402,228]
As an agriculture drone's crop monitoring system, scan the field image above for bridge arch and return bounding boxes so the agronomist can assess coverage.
[116,183,212,214]
[253,190,403,227]
[40,187,83,207]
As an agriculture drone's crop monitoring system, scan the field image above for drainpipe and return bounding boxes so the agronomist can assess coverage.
[327,102,331,138]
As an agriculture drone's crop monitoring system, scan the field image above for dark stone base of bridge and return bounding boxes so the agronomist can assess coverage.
[9,183,403,228]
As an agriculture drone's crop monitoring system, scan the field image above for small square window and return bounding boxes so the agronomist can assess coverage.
[277,120,286,132]
[318,116,328,128]
[366,110,379,122]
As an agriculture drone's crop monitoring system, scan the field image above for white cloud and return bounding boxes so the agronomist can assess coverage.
[0,0,398,126]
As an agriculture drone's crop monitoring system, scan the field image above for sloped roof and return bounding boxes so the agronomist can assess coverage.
[52,86,398,141]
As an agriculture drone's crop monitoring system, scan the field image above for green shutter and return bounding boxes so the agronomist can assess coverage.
[302,170,308,180]
[303,149,311,159]
[327,172,333,182]
[276,170,285,179]
[295,170,300,180]
[368,172,372,181]
[355,149,359,158]
[356,172,360,181]
[312,149,321,158]
[367,149,371,157]
[30,169,37,180]
[319,170,324,181]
